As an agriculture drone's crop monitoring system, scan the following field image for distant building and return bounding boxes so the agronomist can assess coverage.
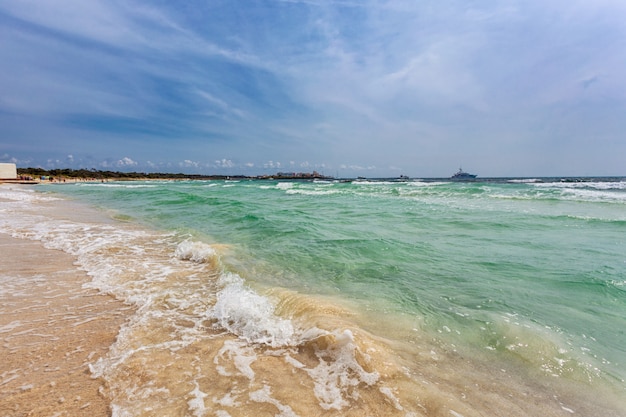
[0,163,17,180]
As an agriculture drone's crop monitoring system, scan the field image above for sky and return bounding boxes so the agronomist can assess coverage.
[1,0,625,177]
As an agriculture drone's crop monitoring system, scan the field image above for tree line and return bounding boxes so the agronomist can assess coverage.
[16,168,237,180]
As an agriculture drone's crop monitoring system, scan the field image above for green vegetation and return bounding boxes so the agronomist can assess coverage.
[16,168,332,181]
[17,168,237,180]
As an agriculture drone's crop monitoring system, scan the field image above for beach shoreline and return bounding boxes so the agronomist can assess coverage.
[0,232,131,416]
[1,182,625,416]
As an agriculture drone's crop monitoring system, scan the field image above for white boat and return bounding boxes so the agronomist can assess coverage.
[451,167,477,180]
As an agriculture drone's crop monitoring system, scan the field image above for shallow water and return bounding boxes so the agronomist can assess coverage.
[1,179,625,416]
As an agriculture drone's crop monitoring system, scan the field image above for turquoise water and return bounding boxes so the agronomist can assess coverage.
[25,178,626,415]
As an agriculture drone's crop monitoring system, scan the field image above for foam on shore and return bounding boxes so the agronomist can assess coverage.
[0,232,130,416]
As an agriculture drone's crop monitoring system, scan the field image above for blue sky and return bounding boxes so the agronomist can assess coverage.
[1,0,625,177]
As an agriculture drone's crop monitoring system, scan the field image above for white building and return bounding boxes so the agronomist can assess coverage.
[0,163,18,179]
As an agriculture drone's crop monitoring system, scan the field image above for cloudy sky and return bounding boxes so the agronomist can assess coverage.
[1,0,625,177]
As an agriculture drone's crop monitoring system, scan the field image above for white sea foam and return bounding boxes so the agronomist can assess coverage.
[562,188,626,203]
[174,240,217,263]
[250,385,299,417]
[74,182,157,188]
[378,386,403,411]
[0,186,60,202]
[407,181,448,187]
[529,181,626,204]
[213,391,241,408]
[210,273,296,347]
[534,180,626,191]
[306,329,380,410]
[215,339,257,380]
[508,178,542,183]
[208,271,381,411]
[187,382,209,417]
[285,189,341,196]
[352,180,397,186]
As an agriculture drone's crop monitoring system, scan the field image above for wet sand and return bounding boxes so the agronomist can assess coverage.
[0,234,131,417]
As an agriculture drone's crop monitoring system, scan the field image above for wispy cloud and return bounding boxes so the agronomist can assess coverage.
[1,0,626,176]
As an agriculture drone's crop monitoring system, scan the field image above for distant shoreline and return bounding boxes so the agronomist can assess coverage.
[11,167,333,183]
[7,167,626,184]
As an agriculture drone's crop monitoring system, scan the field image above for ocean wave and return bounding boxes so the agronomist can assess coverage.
[533,181,626,191]
[210,272,298,347]
[508,178,543,183]
[74,182,158,188]
[351,180,398,186]
[0,186,60,202]
[174,240,217,263]
[407,180,449,187]
[560,188,626,203]
[285,188,342,196]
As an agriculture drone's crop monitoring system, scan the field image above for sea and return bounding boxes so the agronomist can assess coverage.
[1,177,625,417]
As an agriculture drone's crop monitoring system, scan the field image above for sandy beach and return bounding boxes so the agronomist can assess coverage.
[0,233,131,417]
[2,182,625,417]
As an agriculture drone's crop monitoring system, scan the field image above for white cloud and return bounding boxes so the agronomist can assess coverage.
[117,157,138,167]
[181,159,199,168]
[0,153,18,163]
[339,164,376,172]
[383,38,483,107]
[195,89,246,119]
[215,159,235,168]
[263,161,281,169]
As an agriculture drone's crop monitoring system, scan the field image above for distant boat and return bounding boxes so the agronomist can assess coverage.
[450,167,477,180]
